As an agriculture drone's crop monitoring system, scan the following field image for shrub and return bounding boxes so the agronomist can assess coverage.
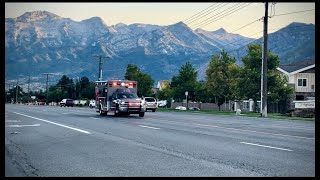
[304,113,314,118]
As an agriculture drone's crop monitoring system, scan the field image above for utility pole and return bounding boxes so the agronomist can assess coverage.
[15,80,19,104]
[44,73,54,105]
[93,55,110,81]
[28,76,30,96]
[79,77,81,99]
[7,83,13,103]
[261,2,269,117]
[5,82,9,103]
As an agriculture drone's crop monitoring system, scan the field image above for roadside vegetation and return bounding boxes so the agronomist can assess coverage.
[156,108,315,121]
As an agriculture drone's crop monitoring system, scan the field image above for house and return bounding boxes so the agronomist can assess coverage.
[276,60,315,101]
[151,87,158,94]
[156,80,170,91]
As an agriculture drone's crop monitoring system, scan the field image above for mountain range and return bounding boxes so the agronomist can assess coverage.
[5,11,315,90]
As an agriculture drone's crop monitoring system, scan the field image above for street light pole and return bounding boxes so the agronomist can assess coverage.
[185,91,188,110]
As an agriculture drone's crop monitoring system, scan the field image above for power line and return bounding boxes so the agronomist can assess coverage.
[167,4,258,50]
[272,9,315,17]
[185,3,228,25]
[191,3,242,28]
[183,3,220,23]
[229,18,262,34]
[192,3,251,29]
[195,3,251,29]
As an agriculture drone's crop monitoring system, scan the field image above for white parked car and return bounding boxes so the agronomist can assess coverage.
[143,97,158,112]
[175,106,187,110]
[89,100,96,108]
[157,100,167,107]
[188,107,200,111]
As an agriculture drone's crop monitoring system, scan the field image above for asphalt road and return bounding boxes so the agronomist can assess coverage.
[5,104,315,177]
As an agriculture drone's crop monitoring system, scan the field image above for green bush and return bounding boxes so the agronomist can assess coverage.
[304,113,314,118]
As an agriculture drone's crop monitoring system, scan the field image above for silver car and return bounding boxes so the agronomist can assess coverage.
[143,97,158,112]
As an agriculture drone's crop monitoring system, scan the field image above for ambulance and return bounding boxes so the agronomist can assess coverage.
[95,80,146,117]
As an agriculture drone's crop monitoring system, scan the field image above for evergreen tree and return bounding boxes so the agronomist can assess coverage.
[124,64,154,97]
[236,44,293,110]
[171,62,198,102]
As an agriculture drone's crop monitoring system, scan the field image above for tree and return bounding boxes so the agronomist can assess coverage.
[156,86,173,100]
[125,64,140,80]
[137,73,154,97]
[237,43,293,110]
[194,81,210,103]
[124,64,154,97]
[227,63,242,100]
[205,50,239,110]
[171,62,198,102]
[7,85,25,103]
[81,82,96,100]
[5,87,20,103]
[75,76,91,99]
[48,75,75,102]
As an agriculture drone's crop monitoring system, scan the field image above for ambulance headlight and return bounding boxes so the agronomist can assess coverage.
[121,82,125,86]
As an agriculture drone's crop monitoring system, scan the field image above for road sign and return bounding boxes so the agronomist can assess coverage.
[185,91,188,96]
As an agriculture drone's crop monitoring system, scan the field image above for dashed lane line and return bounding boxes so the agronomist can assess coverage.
[139,125,160,130]
[240,142,293,152]
[12,112,91,134]
[6,124,41,127]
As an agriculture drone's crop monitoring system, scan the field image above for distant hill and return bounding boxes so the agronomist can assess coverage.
[230,22,315,65]
[5,11,315,90]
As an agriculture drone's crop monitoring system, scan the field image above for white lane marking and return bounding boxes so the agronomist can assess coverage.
[240,142,293,152]
[10,132,21,134]
[90,117,100,120]
[7,124,40,127]
[12,112,91,134]
[194,123,314,140]
[139,125,160,130]
[5,120,22,123]
[62,112,70,114]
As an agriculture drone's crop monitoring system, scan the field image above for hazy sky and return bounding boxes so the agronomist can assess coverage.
[5,2,315,38]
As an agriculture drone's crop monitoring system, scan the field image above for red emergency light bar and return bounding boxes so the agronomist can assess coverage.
[108,81,137,87]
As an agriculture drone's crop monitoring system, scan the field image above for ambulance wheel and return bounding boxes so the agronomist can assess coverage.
[114,107,120,117]
[99,107,105,116]
[139,112,145,117]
